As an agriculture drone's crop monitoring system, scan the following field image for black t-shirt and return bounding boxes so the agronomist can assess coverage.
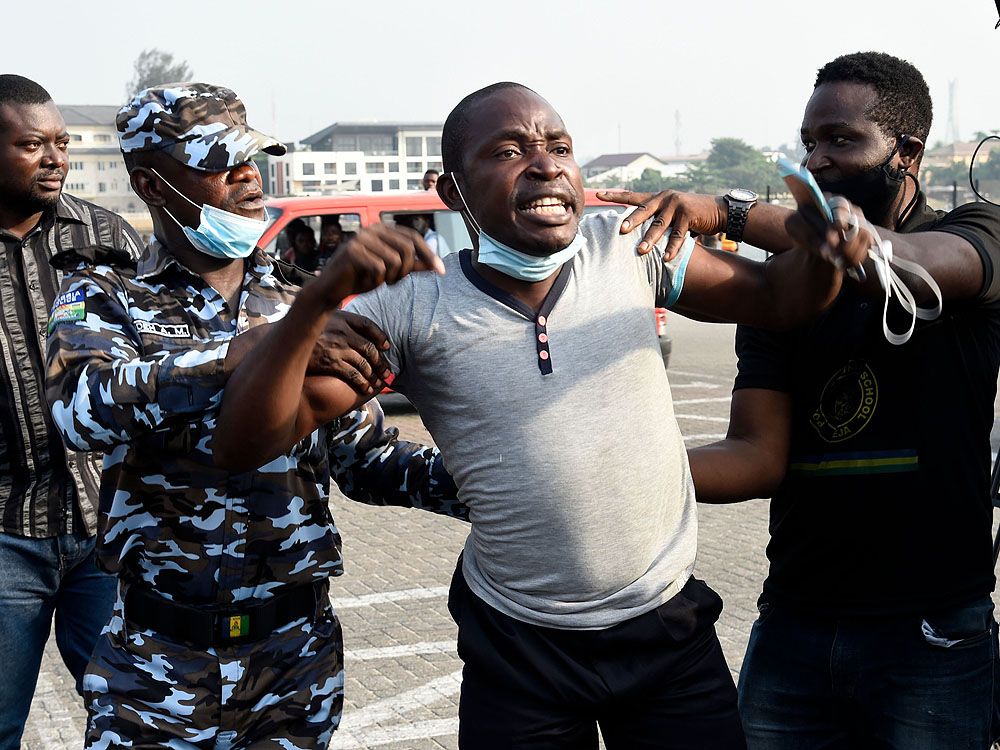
[735,194,1000,617]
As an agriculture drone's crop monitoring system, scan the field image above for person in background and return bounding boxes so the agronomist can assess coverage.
[0,74,142,750]
[290,222,321,272]
[422,168,439,191]
[279,216,307,264]
[316,215,343,269]
[396,212,451,256]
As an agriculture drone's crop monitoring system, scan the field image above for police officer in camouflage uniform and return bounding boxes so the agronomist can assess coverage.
[44,83,463,749]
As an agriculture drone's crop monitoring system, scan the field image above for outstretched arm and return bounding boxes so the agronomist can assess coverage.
[603,188,990,306]
[621,193,868,328]
[598,189,797,257]
[670,241,846,329]
[214,225,444,471]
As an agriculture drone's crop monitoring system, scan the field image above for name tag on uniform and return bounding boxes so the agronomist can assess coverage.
[135,320,191,338]
[47,290,86,332]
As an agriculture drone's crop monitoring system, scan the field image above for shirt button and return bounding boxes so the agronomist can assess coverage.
[538,333,548,343]
[29,282,38,291]
[539,350,550,361]
[537,315,547,326]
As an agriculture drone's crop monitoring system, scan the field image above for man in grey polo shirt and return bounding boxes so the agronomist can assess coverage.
[213,82,866,749]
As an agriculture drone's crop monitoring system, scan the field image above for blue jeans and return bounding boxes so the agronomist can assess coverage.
[0,530,116,750]
[737,597,997,750]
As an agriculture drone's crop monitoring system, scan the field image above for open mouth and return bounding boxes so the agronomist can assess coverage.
[516,195,573,218]
[237,192,265,210]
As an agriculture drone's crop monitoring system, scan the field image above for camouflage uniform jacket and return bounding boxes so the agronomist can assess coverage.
[45,240,465,607]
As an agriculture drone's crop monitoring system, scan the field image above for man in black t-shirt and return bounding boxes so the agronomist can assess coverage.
[605,52,1000,749]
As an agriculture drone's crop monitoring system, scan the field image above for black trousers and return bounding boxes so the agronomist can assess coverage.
[448,560,746,749]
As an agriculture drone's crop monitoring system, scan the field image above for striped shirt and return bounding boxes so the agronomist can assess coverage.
[0,193,142,537]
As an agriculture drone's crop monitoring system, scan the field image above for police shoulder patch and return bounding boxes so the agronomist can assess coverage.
[47,290,86,332]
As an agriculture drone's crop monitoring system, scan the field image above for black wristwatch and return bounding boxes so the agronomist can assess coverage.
[723,188,758,244]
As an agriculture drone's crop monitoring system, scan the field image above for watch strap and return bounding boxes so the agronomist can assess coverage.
[724,193,755,244]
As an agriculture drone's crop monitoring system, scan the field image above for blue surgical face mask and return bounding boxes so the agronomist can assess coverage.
[152,168,268,260]
[449,172,585,282]
[476,231,586,283]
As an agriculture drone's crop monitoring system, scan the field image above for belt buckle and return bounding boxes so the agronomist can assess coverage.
[219,612,251,642]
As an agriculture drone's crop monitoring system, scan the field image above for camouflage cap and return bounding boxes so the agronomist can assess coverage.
[116,82,286,171]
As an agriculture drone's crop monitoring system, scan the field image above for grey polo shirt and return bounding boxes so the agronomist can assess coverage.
[348,210,697,629]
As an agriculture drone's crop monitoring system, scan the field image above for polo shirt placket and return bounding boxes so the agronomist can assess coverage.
[459,248,572,375]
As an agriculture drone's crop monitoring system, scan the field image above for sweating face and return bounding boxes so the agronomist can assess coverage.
[454,88,584,257]
[0,101,69,215]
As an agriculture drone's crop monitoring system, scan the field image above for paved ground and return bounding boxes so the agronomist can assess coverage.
[21,315,1000,749]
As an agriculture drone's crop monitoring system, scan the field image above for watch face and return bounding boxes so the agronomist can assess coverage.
[729,188,758,202]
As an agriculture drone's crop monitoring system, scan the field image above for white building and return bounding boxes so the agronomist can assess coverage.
[59,105,152,233]
[582,152,669,184]
[656,151,710,177]
[266,122,443,196]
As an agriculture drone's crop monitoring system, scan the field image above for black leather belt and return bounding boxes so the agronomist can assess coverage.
[123,579,329,649]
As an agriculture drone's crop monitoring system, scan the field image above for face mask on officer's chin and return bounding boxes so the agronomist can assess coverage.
[151,168,267,260]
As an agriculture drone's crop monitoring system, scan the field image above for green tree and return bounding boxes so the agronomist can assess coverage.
[970,148,1000,201]
[628,168,687,193]
[589,139,781,196]
[684,137,777,196]
[925,159,967,188]
[126,49,194,97]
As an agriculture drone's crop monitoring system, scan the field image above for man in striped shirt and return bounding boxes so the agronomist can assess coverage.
[0,74,143,748]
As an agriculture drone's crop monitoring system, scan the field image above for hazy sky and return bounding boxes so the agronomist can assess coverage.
[8,0,1000,162]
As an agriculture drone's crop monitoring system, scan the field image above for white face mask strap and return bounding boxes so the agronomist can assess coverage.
[864,223,943,345]
[158,201,188,232]
[149,166,206,220]
[449,172,483,236]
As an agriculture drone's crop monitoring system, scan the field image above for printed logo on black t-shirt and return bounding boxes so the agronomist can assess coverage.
[810,360,878,443]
